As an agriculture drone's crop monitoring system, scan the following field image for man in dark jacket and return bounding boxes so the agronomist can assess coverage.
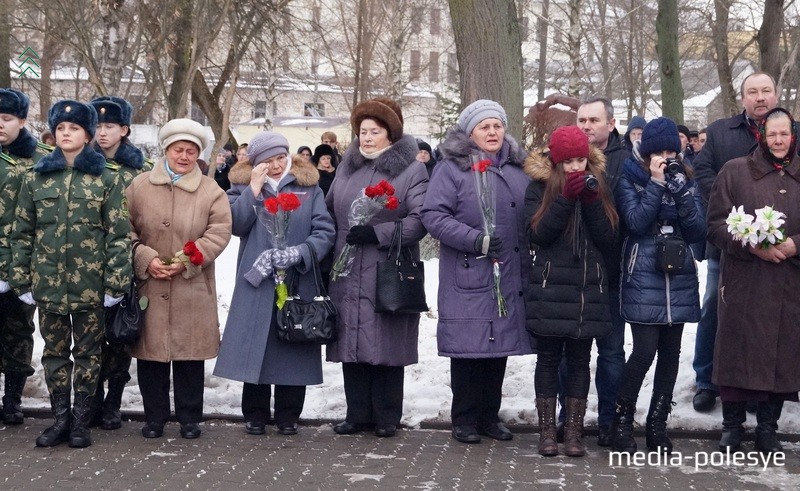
[556,96,628,446]
[690,71,783,413]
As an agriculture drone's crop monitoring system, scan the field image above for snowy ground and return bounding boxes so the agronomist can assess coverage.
[19,236,800,432]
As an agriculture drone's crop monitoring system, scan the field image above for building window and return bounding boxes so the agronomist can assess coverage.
[410,50,421,81]
[554,20,563,44]
[311,49,319,76]
[411,10,422,34]
[430,9,441,35]
[429,52,440,83]
[304,103,325,117]
[520,16,529,42]
[446,53,458,84]
[190,102,207,126]
[254,100,267,120]
[282,8,291,32]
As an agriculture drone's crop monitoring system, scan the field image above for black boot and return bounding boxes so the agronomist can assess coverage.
[89,383,104,428]
[719,401,747,451]
[101,378,126,430]
[645,392,674,454]
[754,400,783,454]
[36,393,72,447]
[69,393,93,448]
[610,398,637,453]
[2,372,28,425]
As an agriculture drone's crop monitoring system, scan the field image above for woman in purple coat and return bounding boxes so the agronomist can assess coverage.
[326,98,428,438]
[421,100,533,444]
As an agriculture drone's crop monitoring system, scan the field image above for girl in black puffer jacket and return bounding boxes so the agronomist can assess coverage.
[523,125,618,458]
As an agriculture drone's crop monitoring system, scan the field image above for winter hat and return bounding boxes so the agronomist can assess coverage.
[158,118,209,152]
[639,117,682,158]
[417,140,433,155]
[676,124,691,140]
[48,100,98,139]
[312,143,334,162]
[247,131,290,165]
[548,125,590,165]
[297,145,312,155]
[627,115,646,132]
[458,99,507,136]
[351,97,404,143]
[0,88,29,119]
[91,96,133,126]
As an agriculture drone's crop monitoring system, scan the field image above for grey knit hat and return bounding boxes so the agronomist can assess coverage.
[458,99,507,135]
[247,131,290,165]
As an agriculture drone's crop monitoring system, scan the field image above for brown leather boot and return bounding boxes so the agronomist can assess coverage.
[536,397,558,457]
[563,397,587,457]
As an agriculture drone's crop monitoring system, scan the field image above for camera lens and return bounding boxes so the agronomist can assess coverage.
[584,174,599,191]
[665,158,682,175]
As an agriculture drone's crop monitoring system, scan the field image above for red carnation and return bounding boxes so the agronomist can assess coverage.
[277,192,301,211]
[377,180,395,196]
[385,196,399,210]
[189,250,204,266]
[472,159,491,173]
[264,197,279,214]
[183,241,198,256]
[365,185,380,198]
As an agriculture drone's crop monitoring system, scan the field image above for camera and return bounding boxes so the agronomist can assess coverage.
[584,174,599,191]
[665,158,682,175]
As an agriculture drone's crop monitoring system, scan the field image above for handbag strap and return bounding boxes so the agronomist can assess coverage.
[284,244,328,299]
[387,220,403,262]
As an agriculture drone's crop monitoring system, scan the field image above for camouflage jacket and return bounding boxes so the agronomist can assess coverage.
[0,128,49,282]
[92,140,153,188]
[10,145,131,314]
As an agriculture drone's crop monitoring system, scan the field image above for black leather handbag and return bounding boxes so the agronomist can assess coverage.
[276,247,338,344]
[105,241,145,345]
[375,221,429,314]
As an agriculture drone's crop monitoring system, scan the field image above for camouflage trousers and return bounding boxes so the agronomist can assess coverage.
[0,290,36,377]
[39,307,104,396]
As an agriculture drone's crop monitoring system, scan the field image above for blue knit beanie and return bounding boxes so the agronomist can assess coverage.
[48,100,98,139]
[639,117,681,158]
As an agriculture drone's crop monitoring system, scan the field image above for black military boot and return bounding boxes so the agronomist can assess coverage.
[36,392,72,447]
[89,383,104,428]
[69,393,93,448]
[719,401,747,452]
[2,372,28,425]
[610,398,637,453]
[101,378,126,430]
[754,400,784,455]
[645,392,674,454]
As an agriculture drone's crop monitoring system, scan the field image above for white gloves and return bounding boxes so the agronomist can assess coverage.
[18,292,35,305]
[104,294,123,307]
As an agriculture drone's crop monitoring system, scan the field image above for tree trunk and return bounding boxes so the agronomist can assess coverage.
[38,19,65,120]
[712,0,737,117]
[566,0,582,97]
[166,0,194,119]
[0,0,13,88]
[448,0,524,139]
[656,0,684,122]
[536,0,549,100]
[758,0,784,80]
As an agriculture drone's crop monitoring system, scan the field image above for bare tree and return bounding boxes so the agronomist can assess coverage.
[0,0,13,87]
[536,0,550,100]
[712,0,738,117]
[565,0,582,97]
[758,0,785,80]
[656,0,684,122]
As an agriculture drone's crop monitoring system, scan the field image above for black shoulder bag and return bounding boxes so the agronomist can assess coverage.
[276,246,338,344]
[375,221,429,314]
[105,240,145,345]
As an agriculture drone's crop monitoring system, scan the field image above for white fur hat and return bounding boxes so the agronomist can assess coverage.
[159,118,210,152]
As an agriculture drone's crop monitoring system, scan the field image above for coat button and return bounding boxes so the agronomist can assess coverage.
[161,294,169,300]
[518,291,523,297]
[510,202,516,207]
[163,221,170,226]
[514,247,520,252]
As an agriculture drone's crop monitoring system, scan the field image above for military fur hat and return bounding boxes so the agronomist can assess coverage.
[351,97,404,143]
[91,96,133,126]
[0,88,29,119]
[48,100,98,139]
[159,118,209,152]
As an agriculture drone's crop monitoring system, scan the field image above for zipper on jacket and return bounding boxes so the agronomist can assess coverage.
[579,238,587,334]
[489,320,495,342]
[597,263,604,294]
[626,242,639,281]
[541,261,551,288]
[664,272,673,325]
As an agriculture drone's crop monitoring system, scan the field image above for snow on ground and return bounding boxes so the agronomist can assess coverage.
[19,236,800,432]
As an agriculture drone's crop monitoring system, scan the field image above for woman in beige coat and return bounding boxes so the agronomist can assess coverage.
[126,119,232,440]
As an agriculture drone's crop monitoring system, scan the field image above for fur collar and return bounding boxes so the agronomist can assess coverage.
[523,146,607,182]
[93,141,144,170]
[437,126,527,172]
[4,128,38,159]
[34,145,107,176]
[149,158,203,192]
[339,134,419,178]
[228,154,320,187]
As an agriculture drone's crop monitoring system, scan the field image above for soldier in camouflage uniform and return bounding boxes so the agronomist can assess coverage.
[0,88,50,425]
[10,100,131,448]
[88,96,152,431]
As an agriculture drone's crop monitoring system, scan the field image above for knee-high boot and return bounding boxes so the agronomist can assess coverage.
[536,397,559,457]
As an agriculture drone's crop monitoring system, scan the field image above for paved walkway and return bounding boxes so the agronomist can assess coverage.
[1,416,798,490]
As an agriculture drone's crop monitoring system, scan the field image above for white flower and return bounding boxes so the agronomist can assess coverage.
[726,206,755,244]
[753,206,786,246]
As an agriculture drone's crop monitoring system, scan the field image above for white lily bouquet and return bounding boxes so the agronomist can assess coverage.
[726,205,786,248]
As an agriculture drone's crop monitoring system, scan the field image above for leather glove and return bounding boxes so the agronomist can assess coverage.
[346,225,379,245]
[665,171,688,195]
[562,172,586,201]
[272,244,306,269]
[244,249,274,287]
[18,292,35,305]
[579,185,600,204]
[104,294,123,307]
[474,233,503,259]
[0,280,10,294]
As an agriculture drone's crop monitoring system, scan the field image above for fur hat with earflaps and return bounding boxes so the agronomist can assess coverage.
[91,96,133,127]
[48,100,98,139]
[0,89,29,119]
[351,97,404,143]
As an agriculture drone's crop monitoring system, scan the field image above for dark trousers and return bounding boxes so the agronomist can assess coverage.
[536,336,592,399]
[241,383,306,425]
[0,291,36,376]
[450,357,507,427]
[618,323,684,401]
[99,340,132,385]
[137,359,204,425]
[693,258,719,391]
[342,362,404,426]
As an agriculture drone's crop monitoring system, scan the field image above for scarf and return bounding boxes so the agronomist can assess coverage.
[164,160,181,183]
[265,159,293,193]
[359,145,392,161]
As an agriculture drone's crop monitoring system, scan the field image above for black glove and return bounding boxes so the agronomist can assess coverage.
[473,233,503,259]
[346,225,379,245]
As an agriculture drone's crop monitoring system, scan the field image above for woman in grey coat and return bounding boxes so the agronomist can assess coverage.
[326,97,428,438]
[213,132,335,436]
[421,100,533,444]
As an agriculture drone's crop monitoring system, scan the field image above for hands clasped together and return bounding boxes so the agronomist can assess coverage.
[244,244,306,287]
